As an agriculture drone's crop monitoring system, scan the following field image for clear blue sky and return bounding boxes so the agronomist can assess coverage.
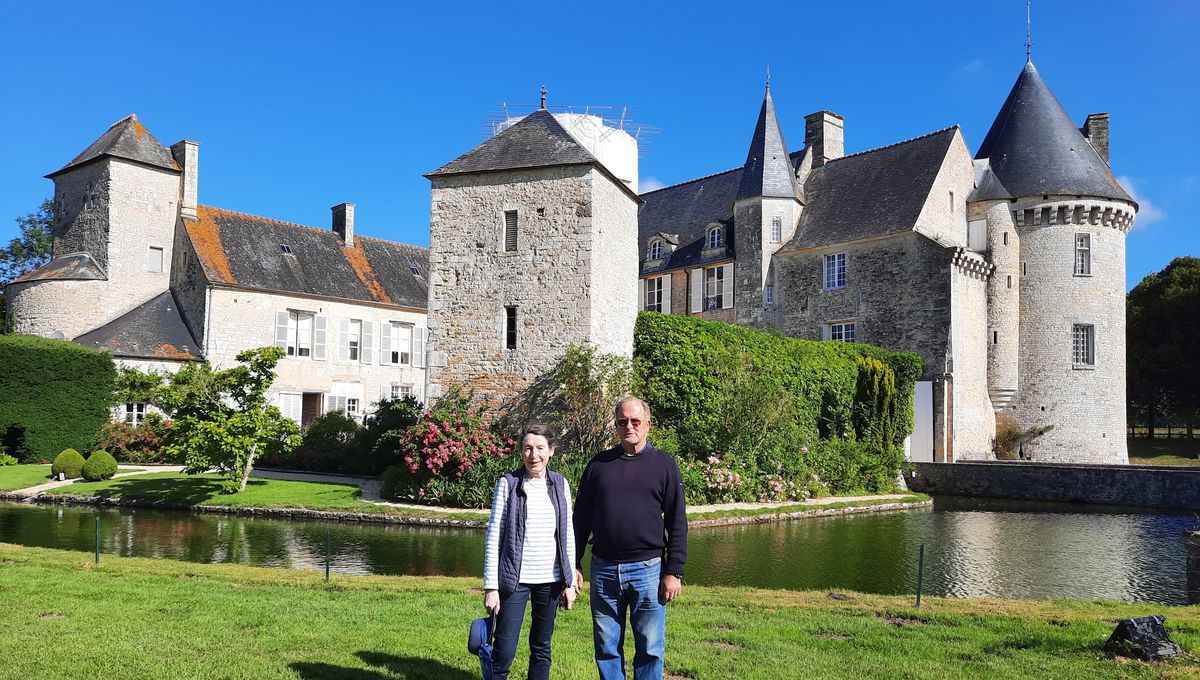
[1,1,1195,290]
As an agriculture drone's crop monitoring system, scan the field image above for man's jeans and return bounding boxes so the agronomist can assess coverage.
[589,556,666,680]
[490,582,563,680]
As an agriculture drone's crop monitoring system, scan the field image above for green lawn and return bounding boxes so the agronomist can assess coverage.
[0,464,51,492]
[43,472,490,522]
[2,543,1198,679]
[1129,438,1200,466]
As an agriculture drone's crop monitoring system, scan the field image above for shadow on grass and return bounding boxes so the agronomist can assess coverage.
[70,475,228,505]
[289,651,475,680]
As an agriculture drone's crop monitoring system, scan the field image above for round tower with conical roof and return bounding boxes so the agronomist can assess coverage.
[971,61,1137,463]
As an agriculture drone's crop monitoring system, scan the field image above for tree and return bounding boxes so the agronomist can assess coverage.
[157,347,301,493]
[1127,257,1200,436]
[1,199,54,332]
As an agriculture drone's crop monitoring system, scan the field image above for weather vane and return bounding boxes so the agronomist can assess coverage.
[1025,0,1033,62]
[539,85,547,110]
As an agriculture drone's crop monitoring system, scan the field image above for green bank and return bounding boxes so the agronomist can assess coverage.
[2,544,1198,679]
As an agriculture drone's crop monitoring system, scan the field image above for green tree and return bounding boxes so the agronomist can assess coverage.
[1127,257,1200,436]
[1,199,55,333]
[157,347,301,493]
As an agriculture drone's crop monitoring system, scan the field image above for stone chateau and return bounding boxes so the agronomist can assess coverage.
[6,58,1136,464]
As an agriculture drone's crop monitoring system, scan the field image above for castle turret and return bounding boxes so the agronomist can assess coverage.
[423,104,640,406]
[733,78,803,326]
[7,115,183,339]
[974,61,1137,463]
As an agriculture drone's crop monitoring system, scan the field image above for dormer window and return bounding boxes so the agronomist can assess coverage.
[280,244,292,254]
[649,240,663,261]
[706,226,723,249]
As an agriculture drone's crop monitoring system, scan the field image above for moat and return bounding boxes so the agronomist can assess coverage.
[1,496,1193,604]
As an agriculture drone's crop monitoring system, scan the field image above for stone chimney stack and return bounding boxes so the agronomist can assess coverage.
[332,202,355,247]
[170,140,200,220]
[1081,113,1110,165]
[804,111,845,168]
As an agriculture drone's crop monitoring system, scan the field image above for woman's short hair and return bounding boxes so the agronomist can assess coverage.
[522,423,558,448]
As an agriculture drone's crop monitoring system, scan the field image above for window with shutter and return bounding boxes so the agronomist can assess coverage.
[413,327,426,368]
[347,320,362,361]
[313,315,328,361]
[361,321,374,364]
[387,322,413,365]
[281,311,315,357]
[504,306,517,349]
[689,268,702,313]
[504,210,518,252]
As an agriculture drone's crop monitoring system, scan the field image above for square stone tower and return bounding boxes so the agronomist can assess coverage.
[423,108,640,406]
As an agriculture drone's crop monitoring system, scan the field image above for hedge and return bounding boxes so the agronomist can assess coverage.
[0,335,117,460]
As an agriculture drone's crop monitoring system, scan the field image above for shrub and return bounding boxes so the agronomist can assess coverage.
[283,412,362,473]
[0,335,117,459]
[51,448,86,479]
[342,397,425,475]
[81,450,118,481]
[93,413,176,464]
[0,453,17,466]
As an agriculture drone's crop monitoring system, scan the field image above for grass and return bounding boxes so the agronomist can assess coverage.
[42,472,490,522]
[0,464,51,492]
[2,543,1199,679]
[1129,438,1200,467]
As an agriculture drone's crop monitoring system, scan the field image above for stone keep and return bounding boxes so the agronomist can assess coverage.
[424,109,640,406]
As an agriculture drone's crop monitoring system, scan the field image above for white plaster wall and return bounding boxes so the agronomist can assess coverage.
[587,168,639,357]
[949,263,997,459]
[205,288,427,409]
[977,200,1020,407]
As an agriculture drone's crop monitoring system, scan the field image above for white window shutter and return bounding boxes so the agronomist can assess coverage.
[721,264,734,309]
[379,322,393,364]
[380,383,389,401]
[414,327,427,368]
[414,382,425,404]
[690,268,702,313]
[361,321,375,364]
[337,319,350,362]
[638,279,646,310]
[662,275,672,314]
[313,315,328,361]
[822,325,831,341]
[274,311,289,349]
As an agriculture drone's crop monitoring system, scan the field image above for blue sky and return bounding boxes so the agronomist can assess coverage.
[1,0,1195,290]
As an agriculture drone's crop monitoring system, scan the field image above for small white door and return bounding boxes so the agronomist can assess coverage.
[908,381,934,462]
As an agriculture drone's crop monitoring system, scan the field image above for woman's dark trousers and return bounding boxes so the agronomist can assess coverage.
[490,582,563,680]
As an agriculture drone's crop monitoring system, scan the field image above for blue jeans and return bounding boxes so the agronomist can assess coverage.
[490,582,563,680]
[589,556,666,680]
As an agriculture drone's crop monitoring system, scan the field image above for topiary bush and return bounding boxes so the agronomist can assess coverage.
[81,450,118,481]
[51,448,86,479]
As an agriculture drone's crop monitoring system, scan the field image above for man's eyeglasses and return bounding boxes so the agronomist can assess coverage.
[616,418,644,428]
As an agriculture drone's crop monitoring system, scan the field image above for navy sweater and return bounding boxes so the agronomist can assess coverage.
[572,444,688,576]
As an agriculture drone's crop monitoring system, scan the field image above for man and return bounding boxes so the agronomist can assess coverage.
[573,396,688,680]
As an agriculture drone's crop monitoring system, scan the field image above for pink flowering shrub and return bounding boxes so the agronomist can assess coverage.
[92,413,178,464]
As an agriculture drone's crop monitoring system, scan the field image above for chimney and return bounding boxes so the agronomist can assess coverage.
[804,111,844,168]
[170,140,200,220]
[1081,113,1110,165]
[332,202,355,247]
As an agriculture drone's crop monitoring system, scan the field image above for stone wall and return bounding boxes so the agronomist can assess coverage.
[949,253,996,459]
[909,461,1200,510]
[977,200,1019,409]
[170,218,209,347]
[1011,196,1134,463]
[8,279,108,338]
[587,168,638,357]
[52,161,112,268]
[204,287,427,409]
[734,195,800,326]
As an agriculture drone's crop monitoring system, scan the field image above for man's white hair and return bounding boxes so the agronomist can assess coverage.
[613,396,652,422]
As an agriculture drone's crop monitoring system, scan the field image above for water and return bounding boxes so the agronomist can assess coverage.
[2,496,1195,604]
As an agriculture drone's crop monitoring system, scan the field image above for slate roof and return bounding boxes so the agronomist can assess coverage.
[9,253,106,284]
[737,90,801,201]
[784,127,959,251]
[638,166,747,271]
[184,205,428,310]
[427,109,598,177]
[47,114,180,178]
[74,291,202,361]
[969,159,1012,202]
[975,62,1132,204]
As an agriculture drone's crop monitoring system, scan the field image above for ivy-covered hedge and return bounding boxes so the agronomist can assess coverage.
[634,312,922,497]
[0,335,116,460]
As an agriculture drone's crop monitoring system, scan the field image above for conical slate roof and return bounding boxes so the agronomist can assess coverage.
[737,89,800,201]
[47,114,180,178]
[426,109,599,177]
[975,62,1132,204]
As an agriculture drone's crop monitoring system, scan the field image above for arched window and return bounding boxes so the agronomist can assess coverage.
[707,226,723,249]
[649,239,662,261]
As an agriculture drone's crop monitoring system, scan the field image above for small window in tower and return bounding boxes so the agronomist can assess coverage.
[765,285,775,305]
[771,216,782,243]
[1021,261,1028,277]
[1002,232,1009,246]
[1007,275,1012,289]
[949,191,955,213]
[1074,233,1091,276]
[147,246,164,273]
[536,207,545,216]
[992,330,998,345]
[503,210,518,252]
[1073,324,1095,366]
[504,306,517,350]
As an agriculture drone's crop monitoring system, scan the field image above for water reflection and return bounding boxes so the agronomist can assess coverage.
[1,497,1196,604]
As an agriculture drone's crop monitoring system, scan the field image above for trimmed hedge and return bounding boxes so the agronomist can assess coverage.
[0,335,116,460]
[81,450,118,481]
[51,448,86,479]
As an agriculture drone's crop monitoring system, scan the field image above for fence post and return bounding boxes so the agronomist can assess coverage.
[915,543,925,608]
[94,515,100,565]
[325,531,331,581]
[1187,532,1200,605]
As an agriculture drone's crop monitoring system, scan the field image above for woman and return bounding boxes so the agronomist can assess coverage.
[482,423,578,680]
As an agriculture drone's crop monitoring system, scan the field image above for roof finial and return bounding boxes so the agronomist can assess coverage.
[539,85,547,110]
[765,65,771,94]
[1025,0,1033,62]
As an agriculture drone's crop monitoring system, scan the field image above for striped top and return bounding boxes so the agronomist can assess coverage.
[483,475,575,590]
